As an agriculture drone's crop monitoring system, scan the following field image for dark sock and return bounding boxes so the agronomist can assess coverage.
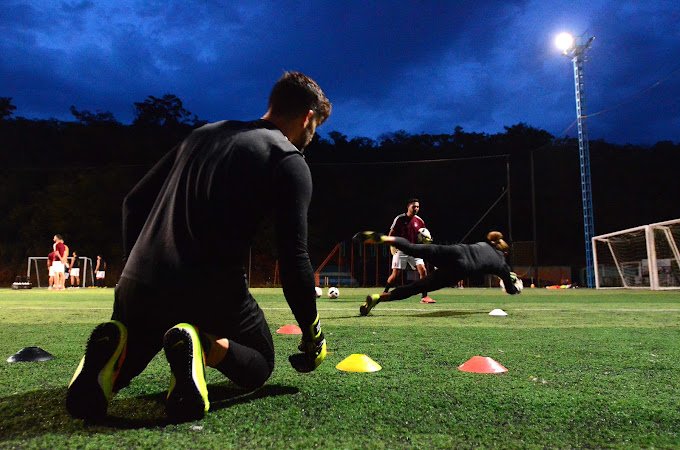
[213,341,273,391]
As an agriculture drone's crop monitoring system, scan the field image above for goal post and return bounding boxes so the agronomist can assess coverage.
[592,218,680,290]
[27,256,95,288]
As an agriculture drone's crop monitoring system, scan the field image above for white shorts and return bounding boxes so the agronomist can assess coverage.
[391,251,425,270]
[96,271,106,279]
[52,261,65,273]
[49,266,56,277]
[70,268,80,277]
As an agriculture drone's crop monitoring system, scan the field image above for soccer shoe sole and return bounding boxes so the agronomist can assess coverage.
[164,324,210,422]
[66,320,127,420]
[359,295,379,316]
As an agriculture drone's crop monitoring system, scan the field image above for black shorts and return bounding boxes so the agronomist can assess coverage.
[111,276,274,389]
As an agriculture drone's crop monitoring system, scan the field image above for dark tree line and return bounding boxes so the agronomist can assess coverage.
[1,96,678,285]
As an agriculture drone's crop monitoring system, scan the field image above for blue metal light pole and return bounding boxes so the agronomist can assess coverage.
[558,34,596,287]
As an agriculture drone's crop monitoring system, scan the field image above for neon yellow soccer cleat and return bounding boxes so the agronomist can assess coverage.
[66,320,128,420]
[360,294,381,316]
[163,323,210,422]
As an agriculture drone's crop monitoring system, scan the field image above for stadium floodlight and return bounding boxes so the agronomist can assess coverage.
[556,32,596,287]
[554,32,575,54]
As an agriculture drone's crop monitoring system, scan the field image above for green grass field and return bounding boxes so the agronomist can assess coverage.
[1,287,679,448]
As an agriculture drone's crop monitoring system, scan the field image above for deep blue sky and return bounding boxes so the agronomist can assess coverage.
[2,0,679,145]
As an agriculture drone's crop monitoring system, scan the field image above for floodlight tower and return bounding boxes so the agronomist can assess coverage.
[555,32,596,287]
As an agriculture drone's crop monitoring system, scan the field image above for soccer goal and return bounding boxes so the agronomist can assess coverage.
[592,218,680,290]
[27,256,95,288]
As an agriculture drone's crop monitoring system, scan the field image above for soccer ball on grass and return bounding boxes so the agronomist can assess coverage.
[314,286,322,298]
[327,287,340,299]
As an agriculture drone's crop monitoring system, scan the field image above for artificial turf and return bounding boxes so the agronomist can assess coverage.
[1,287,679,448]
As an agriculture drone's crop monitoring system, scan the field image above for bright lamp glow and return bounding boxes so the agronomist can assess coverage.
[555,32,575,53]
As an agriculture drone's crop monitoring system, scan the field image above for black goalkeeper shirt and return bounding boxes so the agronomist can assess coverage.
[120,119,318,329]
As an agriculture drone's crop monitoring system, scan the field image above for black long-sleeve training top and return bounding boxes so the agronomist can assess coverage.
[391,237,519,294]
[120,119,318,329]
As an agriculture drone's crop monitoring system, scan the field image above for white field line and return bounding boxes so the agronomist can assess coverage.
[2,306,679,313]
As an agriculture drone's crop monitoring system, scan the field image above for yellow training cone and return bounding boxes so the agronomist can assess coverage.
[336,354,382,372]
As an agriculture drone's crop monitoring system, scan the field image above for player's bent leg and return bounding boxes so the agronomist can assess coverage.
[66,320,127,420]
[212,340,274,390]
[389,271,450,302]
[163,323,210,422]
[209,309,275,390]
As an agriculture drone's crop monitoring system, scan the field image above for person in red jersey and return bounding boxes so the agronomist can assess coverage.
[47,251,57,289]
[383,199,436,304]
[52,234,69,290]
[67,71,331,423]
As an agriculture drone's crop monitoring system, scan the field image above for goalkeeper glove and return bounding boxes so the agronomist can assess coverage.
[288,314,327,373]
[352,231,387,244]
[506,272,523,295]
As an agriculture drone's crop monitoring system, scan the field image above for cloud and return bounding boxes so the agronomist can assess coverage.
[1,0,678,144]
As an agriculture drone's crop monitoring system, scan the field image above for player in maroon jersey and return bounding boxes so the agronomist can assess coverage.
[47,251,57,289]
[383,199,436,303]
[52,234,69,290]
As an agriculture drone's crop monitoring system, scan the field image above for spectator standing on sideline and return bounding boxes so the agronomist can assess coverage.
[94,255,106,287]
[52,234,69,290]
[69,251,81,288]
[47,251,56,289]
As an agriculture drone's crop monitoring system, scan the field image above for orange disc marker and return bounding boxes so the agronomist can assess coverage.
[458,356,508,374]
[276,324,302,335]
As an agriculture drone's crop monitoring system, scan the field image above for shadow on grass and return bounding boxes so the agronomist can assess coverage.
[104,383,299,428]
[0,383,298,441]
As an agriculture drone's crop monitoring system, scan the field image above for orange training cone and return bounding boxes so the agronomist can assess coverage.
[458,356,508,374]
[336,354,382,372]
[276,324,302,335]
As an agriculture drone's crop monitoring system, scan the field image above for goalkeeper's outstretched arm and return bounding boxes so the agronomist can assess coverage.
[274,155,327,372]
[498,268,520,295]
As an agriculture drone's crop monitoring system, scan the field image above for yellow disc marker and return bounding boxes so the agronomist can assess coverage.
[336,354,382,372]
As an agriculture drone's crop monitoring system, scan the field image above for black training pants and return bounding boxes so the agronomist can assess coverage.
[111,277,275,392]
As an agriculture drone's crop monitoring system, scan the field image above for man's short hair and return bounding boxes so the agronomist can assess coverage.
[407,198,419,206]
[55,234,63,240]
[268,71,331,124]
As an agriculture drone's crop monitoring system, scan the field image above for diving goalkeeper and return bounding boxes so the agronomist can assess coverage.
[355,231,521,315]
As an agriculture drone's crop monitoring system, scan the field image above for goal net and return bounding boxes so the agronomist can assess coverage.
[592,218,680,290]
[27,256,95,288]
